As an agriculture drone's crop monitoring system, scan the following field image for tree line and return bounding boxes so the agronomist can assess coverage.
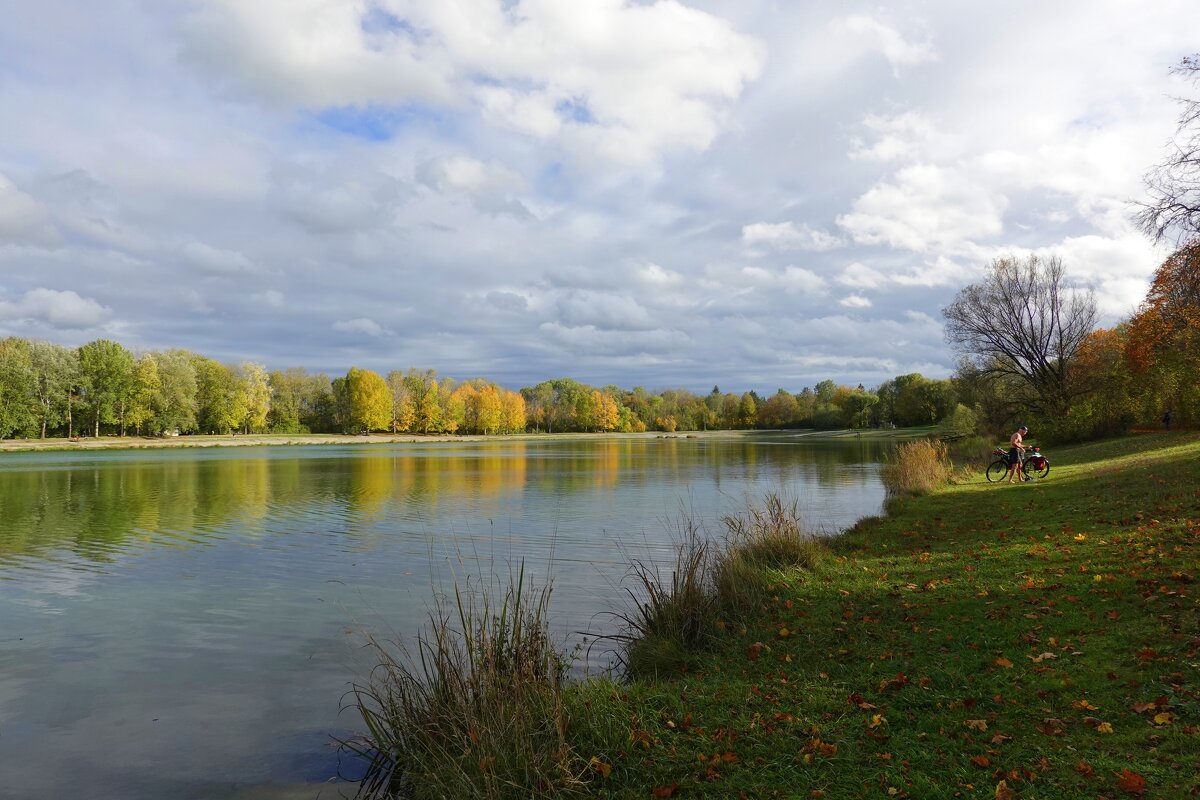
[0,337,968,440]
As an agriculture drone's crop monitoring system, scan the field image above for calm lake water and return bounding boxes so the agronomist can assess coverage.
[0,434,890,800]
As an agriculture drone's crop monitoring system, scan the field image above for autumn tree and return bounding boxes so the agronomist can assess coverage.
[345,367,391,433]
[1126,243,1200,423]
[501,390,526,433]
[943,254,1096,416]
[386,369,416,433]
[1137,55,1200,244]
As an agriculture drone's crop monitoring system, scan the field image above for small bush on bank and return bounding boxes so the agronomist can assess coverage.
[345,566,586,799]
[881,439,951,496]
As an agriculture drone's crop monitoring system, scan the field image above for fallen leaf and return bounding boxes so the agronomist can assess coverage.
[1153,712,1173,725]
[588,757,612,778]
[1097,722,1114,734]
[868,714,885,729]
[652,784,678,798]
[994,657,1013,669]
[1074,761,1094,776]
[995,779,1016,800]
[1115,768,1147,795]
[964,719,988,731]
[1072,699,1099,711]
[970,755,990,768]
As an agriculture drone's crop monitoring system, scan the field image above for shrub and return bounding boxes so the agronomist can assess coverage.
[881,439,952,496]
[715,494,823,615]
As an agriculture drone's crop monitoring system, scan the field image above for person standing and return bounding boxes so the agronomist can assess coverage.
[1163,409,1173,431]
[1006,425,1028,483]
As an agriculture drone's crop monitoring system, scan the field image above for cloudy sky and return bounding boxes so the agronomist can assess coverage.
[1,1,1196,392]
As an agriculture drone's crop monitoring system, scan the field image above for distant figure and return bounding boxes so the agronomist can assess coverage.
[1163,409,1173,431]
[1006,425,1028,484]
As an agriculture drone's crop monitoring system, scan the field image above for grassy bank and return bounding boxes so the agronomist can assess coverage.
[352,432,1199,798]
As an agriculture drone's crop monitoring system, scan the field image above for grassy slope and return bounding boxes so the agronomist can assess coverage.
[580,433,1200,799]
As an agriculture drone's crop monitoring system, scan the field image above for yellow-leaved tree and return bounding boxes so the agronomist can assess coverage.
[346,367,391,433]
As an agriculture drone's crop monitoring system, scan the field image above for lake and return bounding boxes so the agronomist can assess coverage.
[0,434,891,799]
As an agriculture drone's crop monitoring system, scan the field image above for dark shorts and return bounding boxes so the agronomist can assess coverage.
[1008,447,1021,465]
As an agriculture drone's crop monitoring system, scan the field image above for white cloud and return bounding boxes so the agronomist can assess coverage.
[0,288,112,329]
[416,155,531,219]
[850,112,961,162]
[332,317,389,337]
[837,262,887,289]
[184,0,764,166]
[839,294,872,309]
[0,172,56,244]
[832,14,936,74]
[742,221,841,252]
[837,164,1008,253]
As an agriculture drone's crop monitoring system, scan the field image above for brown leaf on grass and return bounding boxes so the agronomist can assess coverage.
[848,693,876,710]
[1131,701,1156,713]
[652,784,678,797]
[990,733,1012,745]
[1134,647,1158,661]
[747,642,766,661]
[993,657,1014,668]
[1036,719,1064,736]
[964,719,988,731]
[1074,761,1094,776]
[1071,699,1099,711]
[721,751,739,763]
[994,780,1016,800]
[1153,712,1173,725]
[970,755,990,767]
[879,672,910,692]
[1115,769,1147,795]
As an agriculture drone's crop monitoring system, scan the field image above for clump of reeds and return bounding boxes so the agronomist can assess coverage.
[611,519,718,680]
[714,493,824,614]
[612,494,823,679]
[344,564,588,799]
[880,438,952,496]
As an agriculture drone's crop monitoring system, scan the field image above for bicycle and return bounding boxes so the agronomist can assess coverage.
[985,445,1050,482]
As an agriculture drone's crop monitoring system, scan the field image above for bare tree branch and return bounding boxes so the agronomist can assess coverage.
[1137,55,1200,244]
[943,255,1097,415]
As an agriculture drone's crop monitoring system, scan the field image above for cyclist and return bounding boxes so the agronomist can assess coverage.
[1006,425,1028,483]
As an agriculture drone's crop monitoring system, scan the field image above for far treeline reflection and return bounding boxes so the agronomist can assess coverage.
[0,437,889,566]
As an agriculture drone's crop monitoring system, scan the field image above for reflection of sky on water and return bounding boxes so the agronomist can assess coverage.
[0,436,889,799]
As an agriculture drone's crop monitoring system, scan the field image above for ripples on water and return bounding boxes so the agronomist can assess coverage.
[0,435,889,799]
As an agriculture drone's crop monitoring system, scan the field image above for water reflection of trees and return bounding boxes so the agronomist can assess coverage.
[0,439,888,571]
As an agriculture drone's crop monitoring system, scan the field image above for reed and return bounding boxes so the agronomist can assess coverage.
[344,564,587,799]
[880,438,952,496]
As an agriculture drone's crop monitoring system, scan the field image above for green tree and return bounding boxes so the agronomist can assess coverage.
[239,362,271,433]
[126,354,163,435]
[152,350,199,434]
[78,339,136,436]
[0,337,36,439]
[28,340,79,438]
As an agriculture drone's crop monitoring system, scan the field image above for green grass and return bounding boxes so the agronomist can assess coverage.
[350,433,1200,798]
[569,433,1200,798]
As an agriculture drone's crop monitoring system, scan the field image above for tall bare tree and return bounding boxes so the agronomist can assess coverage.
[943,255,1096,414]
[1137,55,1200,244]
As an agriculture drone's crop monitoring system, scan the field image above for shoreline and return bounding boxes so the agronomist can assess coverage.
[0,426,930,454]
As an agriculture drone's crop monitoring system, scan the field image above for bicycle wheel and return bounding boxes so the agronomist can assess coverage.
[985,459,1009,482]
[1023,461,1050,480]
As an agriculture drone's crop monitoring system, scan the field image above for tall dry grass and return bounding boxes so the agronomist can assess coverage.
[344,564,588,799]
[880,439,952,496]
[612,494,824,679]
